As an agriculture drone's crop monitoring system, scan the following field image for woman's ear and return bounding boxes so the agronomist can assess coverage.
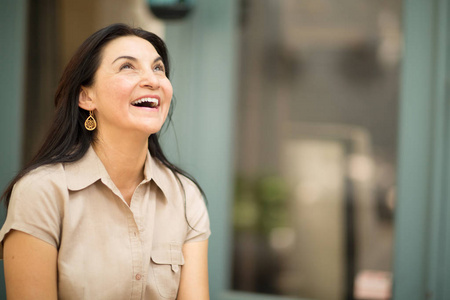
[78,87,95,111]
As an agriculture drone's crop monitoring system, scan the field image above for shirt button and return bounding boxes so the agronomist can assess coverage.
[135,274,142,280]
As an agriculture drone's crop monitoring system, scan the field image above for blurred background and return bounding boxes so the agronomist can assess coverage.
[1,0,449,300]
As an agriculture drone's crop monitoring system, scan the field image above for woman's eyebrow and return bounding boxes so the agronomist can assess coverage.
[112,56,163,65]
[153,57,163,64]
[112,55,137,64]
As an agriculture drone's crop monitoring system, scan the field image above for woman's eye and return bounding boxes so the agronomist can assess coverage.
[154,64,165,72]
[119,63,134,70]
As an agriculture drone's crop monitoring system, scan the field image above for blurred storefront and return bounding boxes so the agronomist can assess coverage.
[1,1,450,300]
[232,1,399,299]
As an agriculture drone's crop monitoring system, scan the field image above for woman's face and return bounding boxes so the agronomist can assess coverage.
[81,35,173,138]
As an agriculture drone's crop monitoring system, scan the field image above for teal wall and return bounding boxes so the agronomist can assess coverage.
[0,1,28,299]
[393,0,450,299]
[0,2,27,202]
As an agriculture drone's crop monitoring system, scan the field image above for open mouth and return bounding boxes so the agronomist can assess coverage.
[131,97,159,108]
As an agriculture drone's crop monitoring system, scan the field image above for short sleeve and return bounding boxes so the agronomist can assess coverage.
[0,165,65,258]
[184,180,211,243]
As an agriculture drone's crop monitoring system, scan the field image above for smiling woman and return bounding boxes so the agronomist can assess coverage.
[0,24,210,300]
[78,35,174,166]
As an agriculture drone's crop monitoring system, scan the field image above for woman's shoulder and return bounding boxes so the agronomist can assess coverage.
[152,159,202,197]
[4,163,66,251]
[147,158,203,199]
[20,163,65,182]
[13,163,66,195]
[178,174,202,198]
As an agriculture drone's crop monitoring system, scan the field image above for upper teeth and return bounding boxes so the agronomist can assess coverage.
[132,97,159,106]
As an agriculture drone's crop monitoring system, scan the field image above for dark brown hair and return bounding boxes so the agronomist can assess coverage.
[1,23,203,207]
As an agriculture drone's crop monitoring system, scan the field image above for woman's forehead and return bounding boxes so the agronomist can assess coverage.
[101,36,159,62]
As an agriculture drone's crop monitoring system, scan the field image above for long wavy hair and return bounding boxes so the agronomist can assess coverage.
[1,23,204,207]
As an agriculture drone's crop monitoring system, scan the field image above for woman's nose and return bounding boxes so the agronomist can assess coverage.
[140,70,160,89]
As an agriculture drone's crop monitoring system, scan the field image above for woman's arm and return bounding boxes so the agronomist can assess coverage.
[178,239,210,300]
[3,230,58,300]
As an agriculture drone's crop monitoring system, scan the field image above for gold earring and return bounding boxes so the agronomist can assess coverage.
[85,110,97,131]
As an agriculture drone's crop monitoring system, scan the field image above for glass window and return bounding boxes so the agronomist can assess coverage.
[232,0,402,299]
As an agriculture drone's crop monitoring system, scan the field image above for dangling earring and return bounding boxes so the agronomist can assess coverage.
[85,110,97,131]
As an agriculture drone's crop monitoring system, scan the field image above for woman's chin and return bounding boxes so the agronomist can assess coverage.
[142,125,164,137]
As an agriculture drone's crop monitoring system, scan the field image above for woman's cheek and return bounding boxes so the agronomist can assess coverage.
[110,76,139,93]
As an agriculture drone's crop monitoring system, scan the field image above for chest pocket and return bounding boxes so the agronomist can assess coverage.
[151,244,185,299]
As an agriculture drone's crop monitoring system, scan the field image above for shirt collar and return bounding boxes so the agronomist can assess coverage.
[65,146,107,191]
[65,145,171,198]
[146,152,174,200]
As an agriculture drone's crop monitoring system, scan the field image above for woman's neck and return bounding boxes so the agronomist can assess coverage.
[92,132,148,205]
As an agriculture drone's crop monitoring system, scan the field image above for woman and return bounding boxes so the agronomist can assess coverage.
[0,24,210,300]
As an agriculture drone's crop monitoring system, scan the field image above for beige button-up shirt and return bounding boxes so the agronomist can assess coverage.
[0,146,210,300]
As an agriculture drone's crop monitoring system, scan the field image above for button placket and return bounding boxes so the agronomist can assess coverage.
[128,213,144,300]
[129,182,152,299]
[130,185,145,232]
